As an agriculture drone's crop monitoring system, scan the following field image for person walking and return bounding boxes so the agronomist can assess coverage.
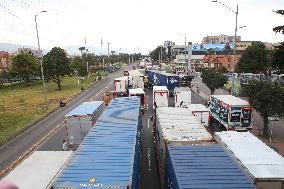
[62,139,68,151]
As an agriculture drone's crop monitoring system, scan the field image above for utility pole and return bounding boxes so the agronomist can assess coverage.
[107,42,111,58]
[85,37,89,74]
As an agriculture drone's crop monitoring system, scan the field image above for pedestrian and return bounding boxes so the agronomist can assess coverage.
[62,139,68,151]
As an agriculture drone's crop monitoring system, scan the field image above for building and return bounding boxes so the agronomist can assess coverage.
[202,34,241,44]
[202,55,241,71]
[0,51,11,71]
[17,48,32,54]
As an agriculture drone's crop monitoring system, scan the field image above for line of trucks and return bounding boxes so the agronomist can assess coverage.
[3,96,284,189]
[2,69,281,189]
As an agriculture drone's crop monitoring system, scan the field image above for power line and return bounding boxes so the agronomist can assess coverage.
[0,3,18,17]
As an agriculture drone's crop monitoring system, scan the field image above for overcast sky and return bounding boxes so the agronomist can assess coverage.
[0,0,284,54]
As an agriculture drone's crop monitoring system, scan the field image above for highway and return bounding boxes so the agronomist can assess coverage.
[1,66,206,188]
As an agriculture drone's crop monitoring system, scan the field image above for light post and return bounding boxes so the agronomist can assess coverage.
[180,34,187,75]
[35,10,48,109]
[212,0,238,95]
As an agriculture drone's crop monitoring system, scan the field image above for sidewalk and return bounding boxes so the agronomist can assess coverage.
[191,79,284,157]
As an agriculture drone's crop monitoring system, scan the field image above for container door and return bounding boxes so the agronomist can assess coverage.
[155,91,168,108]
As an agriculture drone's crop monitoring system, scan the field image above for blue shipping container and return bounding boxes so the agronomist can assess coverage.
[52,97,141,189]
[147,70,180,92]
[165,144,256,189]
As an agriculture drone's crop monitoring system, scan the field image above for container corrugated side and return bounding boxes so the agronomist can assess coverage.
[51,97,141,189]
[165,144,256,189]
[215,131,284,189]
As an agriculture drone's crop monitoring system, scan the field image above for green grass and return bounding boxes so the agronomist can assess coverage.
[0,73,106,144]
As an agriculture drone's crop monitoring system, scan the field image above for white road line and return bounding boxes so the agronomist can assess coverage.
[147,104,148,110]
[148,148,151,171]
[147,119,150,128]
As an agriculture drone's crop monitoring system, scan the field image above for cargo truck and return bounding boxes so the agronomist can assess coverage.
[155,107,213,187]
[215,131,284,189]
[174,87,191,108]
[153,86,169,109]
[164,144,256,189]
[188,104,210,127]
[128,70,144,89]
[208,95,253,131]
[114,76,128,95]
[3,151,72,189]
[51,97,142,189]
[129,88,146,114]
[147,70,180,94]
[64,101,104,148]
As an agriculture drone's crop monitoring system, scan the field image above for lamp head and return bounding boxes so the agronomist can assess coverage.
[212,0,218,2]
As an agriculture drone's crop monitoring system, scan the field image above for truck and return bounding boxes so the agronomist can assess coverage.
[51,97,142,189]
[128,70,144,89]
[147,70,180,94]
[64,101,104,148]
[208,95,253,131]
[155,107,213,187]
[188,104,210,127]
[153,86,169,109]
[215,131,284,189]
[114,76,128,95]
[3,151,73,189]
[174,87,191,108]
[129,88,146,113]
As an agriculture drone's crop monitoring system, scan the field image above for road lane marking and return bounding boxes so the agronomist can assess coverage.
[148,148,151,171]
[147,104,148,110]
[147,119,150,128]
[0,121,65,178]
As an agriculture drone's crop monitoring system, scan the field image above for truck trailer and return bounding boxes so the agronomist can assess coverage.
[174,87,191,108]
[114,76,128,95]
[208,95,253,131]
[215,131,284,189]
[188,103,210,127]
[51,97,142,189]
[155,107,213,187]
[153,86,169,109]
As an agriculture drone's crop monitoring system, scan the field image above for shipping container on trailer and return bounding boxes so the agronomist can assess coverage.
[128,70,144,89]
[51,97,142,189]
[3,151,72,189]
[208,95,253,131]
[164,144,256,189]
[129,88,146,113]
[215,131,284,189]
[153,86,169,109]
[188,103,210,127]
[64,101,104,146]
[147,70,180,93]
[155,107,213,187]
[174,87,191,108]
[114,76,129,95]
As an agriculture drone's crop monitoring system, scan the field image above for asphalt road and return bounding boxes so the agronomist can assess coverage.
[0,65,132,174]
[1,66,207,188]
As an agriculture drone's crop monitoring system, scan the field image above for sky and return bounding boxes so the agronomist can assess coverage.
[0,0,284,54]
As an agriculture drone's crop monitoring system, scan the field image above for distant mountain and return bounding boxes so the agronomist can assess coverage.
[0,43,38,53]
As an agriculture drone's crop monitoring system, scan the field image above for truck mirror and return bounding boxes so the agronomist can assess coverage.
[150,116,154,122]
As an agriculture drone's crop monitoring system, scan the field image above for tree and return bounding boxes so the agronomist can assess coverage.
[70,56,87,77]
[236,42,268,73]
[201,69,228,94]
[150,46,167,62]
[43,47,70,91]
[272,42,284,73]
[273,10,284,34]
[206,48,216,55]
[10,52,38,85]
[244,80,284,137]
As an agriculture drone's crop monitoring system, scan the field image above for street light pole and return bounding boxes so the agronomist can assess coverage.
[180,34,187,75]
[212,1,238,96]
[35,11,48,109]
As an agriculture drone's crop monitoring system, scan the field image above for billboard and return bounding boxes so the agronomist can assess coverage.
[236,41,253,51]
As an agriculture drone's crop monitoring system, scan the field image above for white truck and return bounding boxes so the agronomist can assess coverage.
[208,95,253,131]
[188,104,210,127]
[64,101,104,147]
[128,70,144,89]
[174,87,191,108]
[129,88,146,113]
[3,151,72,189]
[153,86,169,109]
[114,76,129,95]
